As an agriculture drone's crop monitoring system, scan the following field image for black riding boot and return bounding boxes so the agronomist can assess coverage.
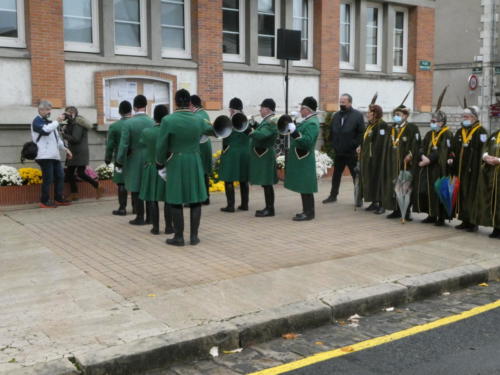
[294,194,315,221]
[221,182,235,212]
[112,184,127,216]
[190,204,202,245]
[256,185,274,217]
[238,181,249,211]
[149,201,160,235]
[164,203,174,234]
[203,174,210,205]
[129,193,145,225]
[145,200,152,224]
[166,205,184,246]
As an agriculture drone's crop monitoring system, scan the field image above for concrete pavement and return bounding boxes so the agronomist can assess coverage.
[0,179,499,374]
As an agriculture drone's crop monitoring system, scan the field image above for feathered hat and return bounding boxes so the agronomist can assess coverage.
[431,86,448,124]
[392,89,412,116]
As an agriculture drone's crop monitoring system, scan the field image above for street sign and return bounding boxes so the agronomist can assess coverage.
[419,60,431,71]
[468,74,479,90]
[472,66,483,74]
[489,103,500,117]
[495,67,500,74]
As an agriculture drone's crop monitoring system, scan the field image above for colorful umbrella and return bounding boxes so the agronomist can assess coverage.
[394,169,413,224]
[434,176,460,219]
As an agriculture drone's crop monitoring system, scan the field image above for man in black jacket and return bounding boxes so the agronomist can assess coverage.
[323,93,365,204]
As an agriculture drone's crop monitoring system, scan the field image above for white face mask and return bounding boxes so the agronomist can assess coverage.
[430,122,439,131]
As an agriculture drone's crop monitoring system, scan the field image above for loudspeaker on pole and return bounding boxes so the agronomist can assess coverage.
[277,29,302,61]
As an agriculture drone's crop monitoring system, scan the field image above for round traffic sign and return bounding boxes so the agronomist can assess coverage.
[468,74,479,90]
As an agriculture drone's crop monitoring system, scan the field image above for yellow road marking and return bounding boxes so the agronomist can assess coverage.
[247,300,500,375]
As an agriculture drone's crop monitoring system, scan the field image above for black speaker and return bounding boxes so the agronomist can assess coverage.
[277,29,301,60]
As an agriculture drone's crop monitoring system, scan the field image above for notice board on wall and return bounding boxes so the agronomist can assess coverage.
[104,78,170,122]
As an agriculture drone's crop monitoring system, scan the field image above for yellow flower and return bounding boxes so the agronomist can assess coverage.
[18,168,42,185]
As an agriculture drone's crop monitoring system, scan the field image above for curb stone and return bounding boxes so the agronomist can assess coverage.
[4,263,498,375]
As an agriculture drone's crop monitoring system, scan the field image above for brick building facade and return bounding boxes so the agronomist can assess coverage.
[0,0,435,167]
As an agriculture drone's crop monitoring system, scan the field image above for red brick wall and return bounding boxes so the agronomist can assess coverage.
[94,70,178,126]
[314,0,340,112]
[27,0,66,108]
[191,0,223,110]
[408,6,435,113]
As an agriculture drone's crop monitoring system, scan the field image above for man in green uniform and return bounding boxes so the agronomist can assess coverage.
[139,105,173,235]
[414,108,454,226]
[283,97,320,221]
[248,98,279,217]
[473,129,500,238]
[359,102,389,215]
[381,105,421,220]
[191,95,212,205]
[219,97,250,212]
[105,101,132,216]
[452,106,488,232]
[156,89,212,246]
[116,95,155,225]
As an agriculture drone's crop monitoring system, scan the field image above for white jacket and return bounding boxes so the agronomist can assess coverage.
[31,115,66,160]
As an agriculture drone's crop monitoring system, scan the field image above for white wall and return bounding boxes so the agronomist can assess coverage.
[339,78,414,113]
[223,71,320,115]
[0,58,31,107]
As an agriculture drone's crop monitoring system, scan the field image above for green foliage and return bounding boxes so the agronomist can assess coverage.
[320,112,336,162]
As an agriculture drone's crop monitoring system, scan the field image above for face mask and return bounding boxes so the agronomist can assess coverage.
[393,115,402,124]
[462,120,472,127]
[430,122,438,131]
[340,105,347,112]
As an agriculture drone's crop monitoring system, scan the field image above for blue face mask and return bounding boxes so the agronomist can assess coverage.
[430,122,439,131]
[462,120,472,127]
[393,115,402,124]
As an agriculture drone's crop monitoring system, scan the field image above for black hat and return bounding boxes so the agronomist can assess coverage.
[133,94,147,109]
[229,97,243,111]
[301,96,317,112]
[118,100,132,116]
[175,89,191,108]
[260,98,276,112]
[190,94,202,108]
[154,104,169,123]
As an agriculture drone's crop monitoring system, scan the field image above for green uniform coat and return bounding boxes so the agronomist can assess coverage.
[381,122,421,211]
[284,114,320,194]
[156,110,212,204]
[105,118,128,184]
[219,126,250,182]
[472,130,500,228]
[249,114,278,186]
[116,113,155,193]
[194,109,213,175]
[452,122,488,222]
[360,119,389,203]
[139,125,166,202]
[413,127,454,218]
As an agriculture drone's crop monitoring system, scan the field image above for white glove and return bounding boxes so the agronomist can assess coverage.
[288,122,296,134]
[290,111,299,118]
[115,166,123,174]
[158,167,167,181]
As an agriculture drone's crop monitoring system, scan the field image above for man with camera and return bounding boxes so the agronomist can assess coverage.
[31,100,73,208]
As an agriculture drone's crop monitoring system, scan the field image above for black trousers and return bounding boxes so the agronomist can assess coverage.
[329,153,357,198]
[66,165,98,193]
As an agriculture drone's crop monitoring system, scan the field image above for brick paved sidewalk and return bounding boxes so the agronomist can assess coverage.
[1,179,499,372]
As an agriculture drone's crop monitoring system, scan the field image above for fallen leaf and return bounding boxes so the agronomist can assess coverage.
[337,320,347,326]
[209,346,219,357]
[8,358,16,363]
[314,341,325,346]
[147,293,156,297]
[478,283,488,287]
[223,348,243,354]
[340,346,354,353]
[385,307,395,312]
[282,333,299,340]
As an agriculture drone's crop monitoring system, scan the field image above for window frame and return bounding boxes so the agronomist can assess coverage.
[161,0,192,59]
[292,0,314,67]
[339,0,355,70]
[63,0,99,53]
[365,2,383,72]
[223,0,245,63]
[392,6,408,73]
[0,0,26,48]
[257,0,281,65]
[114,0,148,56]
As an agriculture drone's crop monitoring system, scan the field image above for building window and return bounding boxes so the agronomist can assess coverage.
[161,0,191,59]
[114,0,147,56]
[63,0,99,52]
[365,3,383,71]
[258,0,280,65]
[292,0,313,66]
[393,8,408,73]
[0,0,25,48]
[223,0,245,62]
[340,1,354,69]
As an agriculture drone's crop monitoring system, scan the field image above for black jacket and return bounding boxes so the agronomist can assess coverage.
[330,107,365,156]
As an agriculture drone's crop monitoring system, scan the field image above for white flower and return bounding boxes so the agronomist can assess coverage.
[276,155,286,169]
[95,163,114,180]
[314,150,333,179]
[0,165,23,186]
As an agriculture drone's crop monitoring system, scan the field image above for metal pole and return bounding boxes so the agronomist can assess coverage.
[285,59,289,114]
